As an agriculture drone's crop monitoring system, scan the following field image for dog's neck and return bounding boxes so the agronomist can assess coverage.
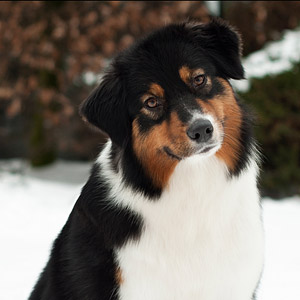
[97,140,258,206]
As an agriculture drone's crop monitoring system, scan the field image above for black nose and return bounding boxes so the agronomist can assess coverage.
[187,119,214,142]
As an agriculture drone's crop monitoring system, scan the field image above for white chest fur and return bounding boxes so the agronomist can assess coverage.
[100,144,264,300]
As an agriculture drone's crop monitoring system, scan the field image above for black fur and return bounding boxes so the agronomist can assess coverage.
[29,164,143,299]
[232,96,255,177]
[29,19,253,299]
[80,71,130,147]
[186,18,244,80]
[78,18,249,196]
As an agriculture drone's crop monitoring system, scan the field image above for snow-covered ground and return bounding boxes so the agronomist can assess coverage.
[0,160,300,300]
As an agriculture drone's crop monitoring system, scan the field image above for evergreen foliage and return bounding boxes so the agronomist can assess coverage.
[240,63,300,197]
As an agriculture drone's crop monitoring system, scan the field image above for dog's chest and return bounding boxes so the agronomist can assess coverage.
[114,158,264,300]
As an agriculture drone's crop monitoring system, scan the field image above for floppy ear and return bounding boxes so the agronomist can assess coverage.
[187,18,244,80]
[80,70,129,146]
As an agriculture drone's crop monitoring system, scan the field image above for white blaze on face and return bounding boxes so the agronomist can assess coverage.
[187,111,223,157]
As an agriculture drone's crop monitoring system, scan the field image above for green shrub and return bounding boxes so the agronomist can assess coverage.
[240,63,300,198]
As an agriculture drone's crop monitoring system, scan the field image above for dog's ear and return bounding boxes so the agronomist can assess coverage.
[186,18,244,80]
[80,70,129,146]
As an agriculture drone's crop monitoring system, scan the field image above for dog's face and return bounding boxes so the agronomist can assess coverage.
[81,19,246,189]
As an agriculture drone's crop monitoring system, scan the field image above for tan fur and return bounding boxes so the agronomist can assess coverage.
[197,78,242,172]
[134,77,242,184]
[179,66,191,85]
[140,107,160,119]
[179,66,206,86]
[148,83,164,98]
[140,83,165,119]
[132,112,190,188]
[116,268,124,285]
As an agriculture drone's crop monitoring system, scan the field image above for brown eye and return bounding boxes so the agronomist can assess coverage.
[145,97,160,109]
[193,74,206,87]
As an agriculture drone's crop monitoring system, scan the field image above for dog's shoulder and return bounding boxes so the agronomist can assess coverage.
[29,159,143,300]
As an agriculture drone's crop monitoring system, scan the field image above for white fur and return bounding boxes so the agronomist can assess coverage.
[98,141,264,300]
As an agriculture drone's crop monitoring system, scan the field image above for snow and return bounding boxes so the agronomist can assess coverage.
[231,27,300,92]
[259,198,300,300]
[82,71,101,86]
[0,160,300,299]
[205,1,221,16]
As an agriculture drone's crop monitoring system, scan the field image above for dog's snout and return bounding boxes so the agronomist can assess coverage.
[187,119,213,142]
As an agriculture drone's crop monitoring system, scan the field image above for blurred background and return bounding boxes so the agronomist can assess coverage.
[0,2,300,300]
[0,1,299,197]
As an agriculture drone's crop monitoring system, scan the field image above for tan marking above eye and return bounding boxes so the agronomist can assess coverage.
[192,68,205,77]
[179,66,191,85]
[148,83,164,98]
[179,66,206,86]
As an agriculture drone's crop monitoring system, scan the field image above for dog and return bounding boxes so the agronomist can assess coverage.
[29,18,264,300]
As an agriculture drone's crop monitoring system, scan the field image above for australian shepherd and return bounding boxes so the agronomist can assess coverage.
[29,18,264,300]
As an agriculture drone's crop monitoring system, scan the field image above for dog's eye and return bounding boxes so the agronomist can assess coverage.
[193,74,206,87]
[144,97,161,109]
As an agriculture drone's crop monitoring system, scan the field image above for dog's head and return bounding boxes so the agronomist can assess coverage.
[80,19,247,190]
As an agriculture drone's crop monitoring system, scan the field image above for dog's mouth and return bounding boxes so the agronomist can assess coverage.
[195,143,220,155]
[163,143,220,161]
[163,146,182,161]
